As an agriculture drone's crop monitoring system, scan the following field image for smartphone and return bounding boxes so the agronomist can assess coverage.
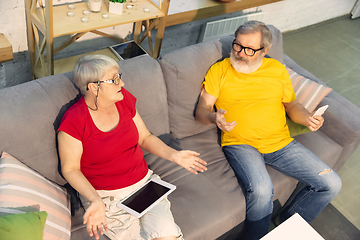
[313,105,329,116]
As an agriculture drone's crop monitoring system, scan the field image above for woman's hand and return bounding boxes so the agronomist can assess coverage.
[173,150,208,174]
[83,200,108,240]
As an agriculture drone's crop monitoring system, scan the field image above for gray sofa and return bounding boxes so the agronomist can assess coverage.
[1,25,360,240]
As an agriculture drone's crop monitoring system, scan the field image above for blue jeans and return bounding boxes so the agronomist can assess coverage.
[223,140,342,240]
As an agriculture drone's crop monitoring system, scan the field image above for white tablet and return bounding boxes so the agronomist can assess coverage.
[117,178,176,218]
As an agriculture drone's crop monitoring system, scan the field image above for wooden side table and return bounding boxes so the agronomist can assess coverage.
[0,34,13,63]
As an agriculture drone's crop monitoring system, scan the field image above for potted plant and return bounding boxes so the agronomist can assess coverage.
[109,0,126,15]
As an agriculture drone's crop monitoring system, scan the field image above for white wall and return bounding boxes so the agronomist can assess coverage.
[0,0,133,52]
[259,0,357,32]
[0,0,27,52]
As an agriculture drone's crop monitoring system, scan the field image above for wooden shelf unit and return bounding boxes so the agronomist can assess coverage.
[25,0,170,79]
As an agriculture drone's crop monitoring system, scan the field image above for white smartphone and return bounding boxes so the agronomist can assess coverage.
[117,178,176,218]
[313,105,329,116]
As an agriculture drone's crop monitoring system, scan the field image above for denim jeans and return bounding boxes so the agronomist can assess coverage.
[223,140,342,240]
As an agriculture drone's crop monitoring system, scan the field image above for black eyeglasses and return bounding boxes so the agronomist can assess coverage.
[94,73,122,85]
[232,40,264,57]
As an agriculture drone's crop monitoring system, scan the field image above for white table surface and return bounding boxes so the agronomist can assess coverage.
[261,213,325,240]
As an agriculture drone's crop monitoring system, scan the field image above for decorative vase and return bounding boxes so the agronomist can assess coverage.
[88,0,103,12]
[109,2,124,15]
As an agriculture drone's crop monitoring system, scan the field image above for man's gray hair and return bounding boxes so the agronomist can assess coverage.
[73,55,119,95]
[234,21,273,50]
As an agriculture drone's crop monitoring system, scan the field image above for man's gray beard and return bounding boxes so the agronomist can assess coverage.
[230,51,263,74]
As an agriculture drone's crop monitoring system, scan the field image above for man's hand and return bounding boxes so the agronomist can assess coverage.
[284,101,324,132]
[173,150,208,175]
[307,114,324,131]
[216,109,237,131]
[83,200,108,240]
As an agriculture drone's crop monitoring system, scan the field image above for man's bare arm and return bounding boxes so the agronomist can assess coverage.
[195,87,237,131]
[284,101,324,131]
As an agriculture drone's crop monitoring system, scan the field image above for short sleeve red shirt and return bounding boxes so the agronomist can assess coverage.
[58,89,148,190]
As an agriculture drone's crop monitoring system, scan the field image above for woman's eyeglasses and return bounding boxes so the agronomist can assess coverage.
[94,73,122,85]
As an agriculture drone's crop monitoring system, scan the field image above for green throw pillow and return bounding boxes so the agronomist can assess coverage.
[286,117,311,137]
[0,211,47,240]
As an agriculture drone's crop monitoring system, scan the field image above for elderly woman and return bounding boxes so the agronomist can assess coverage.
[57,55,207,240]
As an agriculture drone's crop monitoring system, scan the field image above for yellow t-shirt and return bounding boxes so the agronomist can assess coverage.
[203,58,296,153]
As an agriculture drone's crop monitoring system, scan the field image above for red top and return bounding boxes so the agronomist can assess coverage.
[58,89,148,190]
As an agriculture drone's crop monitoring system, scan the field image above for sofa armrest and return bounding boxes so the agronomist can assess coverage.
[319,93,360,146]
[283,55,360,147]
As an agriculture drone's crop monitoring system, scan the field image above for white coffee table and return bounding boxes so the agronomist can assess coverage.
[261,213,325,240]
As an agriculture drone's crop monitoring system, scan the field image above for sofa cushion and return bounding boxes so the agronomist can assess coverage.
[145,128,298,239]
[286,117,311,137]
[286,67,332,112]
[146,129,245,239]
[0,75,80,185]
[159,24,285,140]
[294,131,343,169]
[0,152,71,240]
[0,211,47,240]
[118,55,170,145]
[159,40,224,139]
[266,25,284,63]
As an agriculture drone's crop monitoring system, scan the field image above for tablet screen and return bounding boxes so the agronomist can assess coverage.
[111,41,147,60]
[121,180,171,214]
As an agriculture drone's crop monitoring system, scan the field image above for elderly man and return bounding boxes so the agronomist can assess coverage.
[195,21,341,240]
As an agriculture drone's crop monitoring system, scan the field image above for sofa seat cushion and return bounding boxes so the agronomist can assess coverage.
[149,129,245,240]
[145,128,300,240]
[294,131,342,170]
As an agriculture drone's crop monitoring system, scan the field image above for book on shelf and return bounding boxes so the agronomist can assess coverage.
[109,41,148,60]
